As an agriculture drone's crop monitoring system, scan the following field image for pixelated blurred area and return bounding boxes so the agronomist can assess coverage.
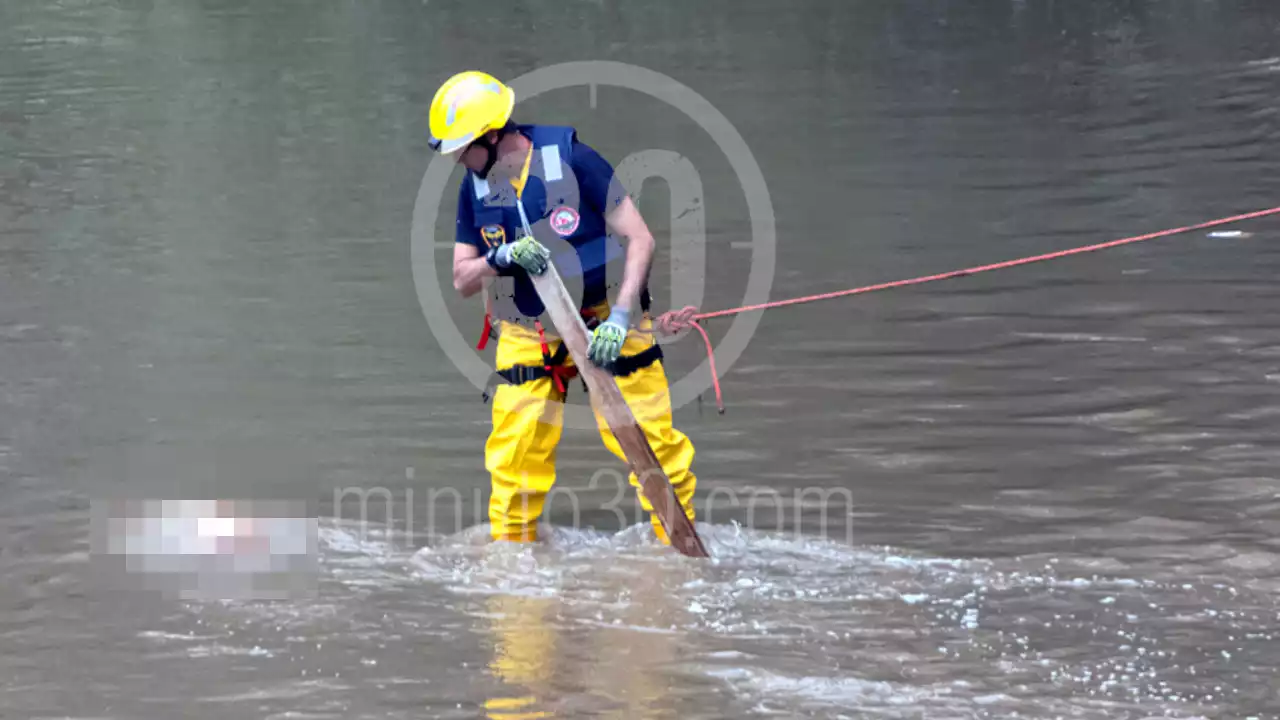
[90,498,318,601]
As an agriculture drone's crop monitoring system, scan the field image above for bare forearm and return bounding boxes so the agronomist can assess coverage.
[453,255,497,297]
[604,196,658,318]
[615,231,654,314]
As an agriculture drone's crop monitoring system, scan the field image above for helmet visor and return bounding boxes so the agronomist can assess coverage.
[429,131,476,155]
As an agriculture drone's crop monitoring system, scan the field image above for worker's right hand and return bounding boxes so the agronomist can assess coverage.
[492,236,550,276]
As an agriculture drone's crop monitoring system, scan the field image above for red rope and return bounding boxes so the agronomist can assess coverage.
[689,320,723,414]
[658,205,1280,413]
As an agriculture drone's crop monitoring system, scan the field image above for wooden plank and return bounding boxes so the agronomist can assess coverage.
[530,264,710,558]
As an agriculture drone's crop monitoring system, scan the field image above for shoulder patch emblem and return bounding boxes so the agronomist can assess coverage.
[481,224,506,247]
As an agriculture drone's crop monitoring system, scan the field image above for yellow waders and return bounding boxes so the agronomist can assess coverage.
[484,308,698,545]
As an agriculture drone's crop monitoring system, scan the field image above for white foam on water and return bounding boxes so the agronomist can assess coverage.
[185,643,275,659]
[399,520,997,652]
[176,516,1271,716]
[703,667,936,707]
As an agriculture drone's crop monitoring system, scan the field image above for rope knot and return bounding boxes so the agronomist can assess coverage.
[655,305,699,335]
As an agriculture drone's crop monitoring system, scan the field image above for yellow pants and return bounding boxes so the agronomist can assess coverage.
[485,312,698,544]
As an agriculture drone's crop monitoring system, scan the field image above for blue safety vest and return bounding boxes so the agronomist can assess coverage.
[463,124,629,320]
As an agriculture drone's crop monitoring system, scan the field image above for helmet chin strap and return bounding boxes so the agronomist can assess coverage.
[472,122,519,180]
[473,140,499,180]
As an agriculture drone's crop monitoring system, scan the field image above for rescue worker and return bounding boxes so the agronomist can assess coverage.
[427,70,698,546]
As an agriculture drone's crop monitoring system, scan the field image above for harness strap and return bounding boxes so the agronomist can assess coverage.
[481,343,663,402]
[478,306,664,402]
[533,320,566,393]
[476,312,493,351]
[609,344,663,377]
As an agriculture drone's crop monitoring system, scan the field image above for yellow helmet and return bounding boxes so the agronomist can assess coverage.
[428,71,516,154]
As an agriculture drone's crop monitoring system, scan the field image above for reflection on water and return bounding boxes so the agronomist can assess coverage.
[478,564,693,719]
[483,593,555,719]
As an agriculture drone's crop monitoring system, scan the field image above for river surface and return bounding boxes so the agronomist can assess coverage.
[3,1,1280,718]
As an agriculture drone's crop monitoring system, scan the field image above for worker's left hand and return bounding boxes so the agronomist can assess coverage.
[588,307,629,369]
